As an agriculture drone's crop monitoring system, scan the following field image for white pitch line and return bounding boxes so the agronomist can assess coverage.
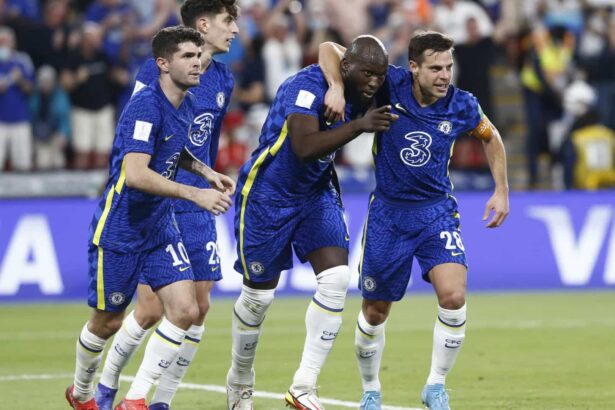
[0,373,422,410]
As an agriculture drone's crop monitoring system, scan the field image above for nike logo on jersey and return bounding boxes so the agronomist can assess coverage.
[394,103,408,114]
[451,251,463,256]
[164,134,174,142]
[211,265,219,272]
[179,265,190,272]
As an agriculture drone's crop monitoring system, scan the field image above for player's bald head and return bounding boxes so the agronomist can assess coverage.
[341,35,388,105]
[344,35,388,66]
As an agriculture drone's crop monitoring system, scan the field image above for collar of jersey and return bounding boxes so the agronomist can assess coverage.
[154,79,189,113]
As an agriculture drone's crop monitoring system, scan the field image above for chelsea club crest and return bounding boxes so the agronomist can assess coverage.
[438,121,452,134]
[216,92,225,108]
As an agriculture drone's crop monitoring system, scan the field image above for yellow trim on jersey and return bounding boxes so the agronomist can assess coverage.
[447,141,455,191]
[358,194,376,276]
[372,133,378,156]
[239,121,289,278]
[93,184,116,246]
[96,247,105,310]
[115,158,127,194]
[309,300,343,316]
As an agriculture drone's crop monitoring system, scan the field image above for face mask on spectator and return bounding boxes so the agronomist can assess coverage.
[0,46,10,61]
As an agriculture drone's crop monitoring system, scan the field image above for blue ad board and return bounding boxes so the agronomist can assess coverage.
[0,191,614,303]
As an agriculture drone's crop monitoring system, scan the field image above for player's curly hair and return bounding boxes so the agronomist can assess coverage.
[152,26,205,60]
[408,31,454,64]
[181,0,240,28]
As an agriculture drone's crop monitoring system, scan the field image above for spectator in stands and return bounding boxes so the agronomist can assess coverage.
[127,0,180,68]
[7,0,74,69]
[262,13,302,100]
[0,26,34,172]
[520,24,574,188]
[60,22,128,169]
[30,65,70,170]
[559,75,615,189]
[234,35,267,111]
[84,0,136,63]
[432,0,494,46]
[590,11,615,132]
[321,0,370,45]
[456,16,495,118]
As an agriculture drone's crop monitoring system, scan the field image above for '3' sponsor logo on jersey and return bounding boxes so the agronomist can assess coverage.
[189,112,215,146]
[400,131,432,167]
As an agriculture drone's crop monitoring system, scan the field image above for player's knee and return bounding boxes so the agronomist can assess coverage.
[234,284,275,326]
[134,306,163,329]
[101,314,124,337]
[439,290,466,310]
[363,305,388,326]
[195,298,210,324]
[316,265,351,302]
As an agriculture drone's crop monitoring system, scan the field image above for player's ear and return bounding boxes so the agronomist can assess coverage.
[409,59,418,76]
[341,58,350,77]
[198,16,209,35]
[156,56,170,73]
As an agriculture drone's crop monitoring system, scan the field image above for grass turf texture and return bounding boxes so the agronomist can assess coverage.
[0,292,613,409]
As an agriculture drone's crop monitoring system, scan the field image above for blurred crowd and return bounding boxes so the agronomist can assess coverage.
[1,0,615,190]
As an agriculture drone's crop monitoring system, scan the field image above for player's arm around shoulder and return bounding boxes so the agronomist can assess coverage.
[469,116,510,228]
[318,41,347,123]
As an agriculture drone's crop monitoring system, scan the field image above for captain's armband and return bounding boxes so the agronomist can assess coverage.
[470,116,493,141]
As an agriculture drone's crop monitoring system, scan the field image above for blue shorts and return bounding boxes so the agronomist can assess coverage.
[89,220,193,312]
[234,186,349,282]
[359,194,467,301]
[138,211,221,284]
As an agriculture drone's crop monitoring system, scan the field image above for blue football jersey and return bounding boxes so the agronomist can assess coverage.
[89,81,196,252]
[374,65,483,202]
[134,58,234,212]
[237,64,364,203]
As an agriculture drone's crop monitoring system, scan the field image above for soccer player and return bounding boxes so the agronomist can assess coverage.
[226,35,398,410]
[65,26,234,410]
[94,2,239,409]
[318,31,509,410]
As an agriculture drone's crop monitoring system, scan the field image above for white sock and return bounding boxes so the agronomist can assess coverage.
[151,324,205,405]
[292,265,350,388]
[99,311,149,389]
[125,317,186,400]
[73,322,107,401]
[427,304,467,385]
[229,285,275,386]
[355,310,386,392]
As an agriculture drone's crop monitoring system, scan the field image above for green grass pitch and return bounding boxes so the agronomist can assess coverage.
[0,291,613,409]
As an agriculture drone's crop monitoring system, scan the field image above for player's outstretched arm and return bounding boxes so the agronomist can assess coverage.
[288,106,398,163]
[470,118,510,228]
[179,147,236,195]
[318,41,347,123]
[124,152,232,215]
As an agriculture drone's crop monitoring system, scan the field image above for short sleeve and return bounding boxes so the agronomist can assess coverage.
[456,91,483,134]
[119,92,162,156]
[283,71,325,119]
